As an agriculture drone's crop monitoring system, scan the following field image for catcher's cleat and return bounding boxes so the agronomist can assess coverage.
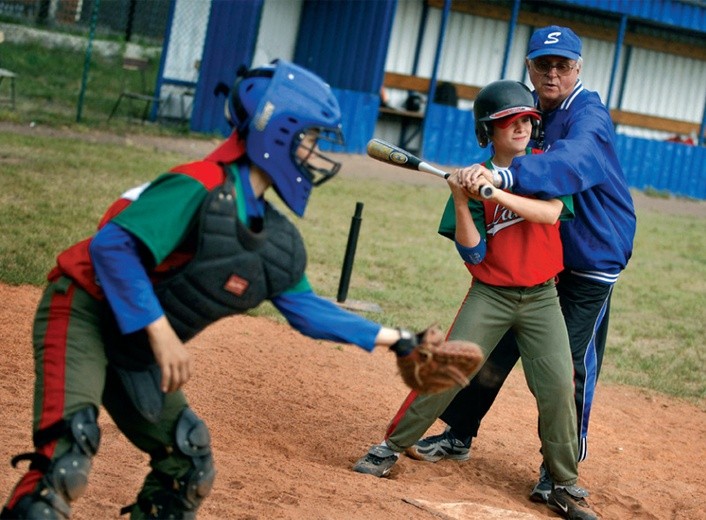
[530,463,553,503]
[547,486,596,520]
[405,426,471,462]
[352,444,399,478]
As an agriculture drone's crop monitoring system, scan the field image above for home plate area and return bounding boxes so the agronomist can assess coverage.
[404,498,543,519]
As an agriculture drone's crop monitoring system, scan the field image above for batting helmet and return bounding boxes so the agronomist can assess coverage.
[473,80,541,148]
[225,59,344,217]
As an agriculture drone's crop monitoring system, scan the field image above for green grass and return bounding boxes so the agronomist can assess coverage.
[604,213,705,400]
[0,131,187,285]
[0,37,187,134]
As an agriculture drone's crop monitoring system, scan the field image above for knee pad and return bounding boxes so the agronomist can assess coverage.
[45,406,100,502]
[132,408,215,519]
[5,406,100,519]
[174,408,216,509]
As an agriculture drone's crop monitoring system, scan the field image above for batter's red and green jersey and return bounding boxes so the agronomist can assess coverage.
[438,149,574,287]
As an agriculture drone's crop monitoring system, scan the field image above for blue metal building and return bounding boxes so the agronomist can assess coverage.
[155,0,706,199]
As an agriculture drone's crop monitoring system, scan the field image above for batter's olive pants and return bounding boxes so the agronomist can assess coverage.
[439,270,614,462]
[385,279,579,486]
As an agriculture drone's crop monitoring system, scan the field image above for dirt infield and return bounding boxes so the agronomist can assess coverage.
[1,284,705,519]
[1,127,705,518]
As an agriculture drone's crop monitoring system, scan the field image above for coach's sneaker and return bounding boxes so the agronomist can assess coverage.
[352,444,399,478]
[547,486,597,520]
[405,426,471,462]
[529,464,553,503]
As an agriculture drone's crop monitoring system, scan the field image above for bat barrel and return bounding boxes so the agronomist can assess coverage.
[366,138,422,170]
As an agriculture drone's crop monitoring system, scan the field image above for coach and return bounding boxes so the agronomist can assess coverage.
[355,25,637,515]
[420,24,637,500]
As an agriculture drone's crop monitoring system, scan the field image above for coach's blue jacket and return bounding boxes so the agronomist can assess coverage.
[502,80,636,284]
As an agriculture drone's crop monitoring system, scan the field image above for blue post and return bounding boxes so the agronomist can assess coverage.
[421,0,451,156]
[500,0,521,79]
[696,95,706,146]
[606,15,628,109]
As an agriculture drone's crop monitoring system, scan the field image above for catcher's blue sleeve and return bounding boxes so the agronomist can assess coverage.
[272,291,381,351]
[89,222,164,334]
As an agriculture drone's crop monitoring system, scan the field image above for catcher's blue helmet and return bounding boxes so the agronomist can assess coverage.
[226,60,344,217]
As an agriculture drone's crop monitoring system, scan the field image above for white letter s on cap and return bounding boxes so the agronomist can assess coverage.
[544,32,561,45]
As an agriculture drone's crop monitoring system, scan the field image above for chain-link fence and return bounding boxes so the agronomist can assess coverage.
[0,0,206,127]
[0,0,170,44]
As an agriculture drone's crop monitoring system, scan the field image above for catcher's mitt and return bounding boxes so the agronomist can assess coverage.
[391,326,483,394]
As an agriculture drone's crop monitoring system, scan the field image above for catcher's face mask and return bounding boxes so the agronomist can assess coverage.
[292,128,343,187]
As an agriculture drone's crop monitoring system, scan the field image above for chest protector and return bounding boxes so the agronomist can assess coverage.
[104,172,306,423]
[156,173,307,342]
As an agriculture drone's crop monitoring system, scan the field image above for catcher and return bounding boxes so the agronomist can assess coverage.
[1,60,481,520]
[353,80,597,520]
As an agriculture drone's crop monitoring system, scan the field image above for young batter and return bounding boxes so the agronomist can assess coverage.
[354,80,597,520]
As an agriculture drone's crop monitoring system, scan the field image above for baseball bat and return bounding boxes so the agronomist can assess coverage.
[366,138,494,199]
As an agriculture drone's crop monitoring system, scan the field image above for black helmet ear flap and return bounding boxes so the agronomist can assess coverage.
[475,122,492,148]
[228,65,251,131]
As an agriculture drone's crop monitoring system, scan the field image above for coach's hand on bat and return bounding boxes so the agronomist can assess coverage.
[450,164,494,200]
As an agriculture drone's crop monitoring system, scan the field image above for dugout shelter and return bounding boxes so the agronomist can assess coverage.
[155,0,706,199]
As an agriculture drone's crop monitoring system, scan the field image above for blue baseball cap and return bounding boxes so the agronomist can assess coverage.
[527,26,582,61]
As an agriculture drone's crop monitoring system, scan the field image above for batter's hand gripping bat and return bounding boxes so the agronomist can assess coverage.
[366,138,494,199]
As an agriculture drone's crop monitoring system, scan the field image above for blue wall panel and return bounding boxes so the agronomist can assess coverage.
[422,104,486,166]
[293,0,396,154]
[326,89,380,155]
[295,0,396,94]
[558,0,706,35]
[190,0,263,135]
[615,134,705,199]
[420,117,706,200]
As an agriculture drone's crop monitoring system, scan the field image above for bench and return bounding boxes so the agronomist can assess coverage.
[610,110,704,140]
[382,71,482,103]
[381,72,702,142]
[381,71,481,113]
[379,72,482,150]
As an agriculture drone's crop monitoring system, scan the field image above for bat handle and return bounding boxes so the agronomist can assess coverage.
[479,185,494,199]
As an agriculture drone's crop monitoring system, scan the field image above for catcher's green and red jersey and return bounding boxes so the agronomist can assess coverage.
[438,150,574,287]
[49,166,221,298]
[48,135,247,299]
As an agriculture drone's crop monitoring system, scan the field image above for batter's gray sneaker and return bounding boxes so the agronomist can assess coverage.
[531,464,590,504]
[405,427,471,462]
[529,464,553,503]
[352,444,399,477]
[547,486,596,520]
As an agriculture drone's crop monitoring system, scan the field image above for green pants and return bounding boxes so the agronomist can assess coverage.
[386,280,579,486]
[5,276,201,516]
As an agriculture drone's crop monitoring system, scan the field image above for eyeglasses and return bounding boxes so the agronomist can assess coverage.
[530,59,577,76]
